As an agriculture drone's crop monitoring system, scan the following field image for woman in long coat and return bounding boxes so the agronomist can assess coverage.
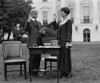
[57,7,72,78]
[45,7,72,78]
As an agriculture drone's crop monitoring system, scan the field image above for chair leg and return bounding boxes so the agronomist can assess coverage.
[4,64,7,81]
[30,75,32,82]
[24,62,27,79]
[30,68,32,82]
[20,64,22,76]
[50,61,52,70]
[44,59,47,75]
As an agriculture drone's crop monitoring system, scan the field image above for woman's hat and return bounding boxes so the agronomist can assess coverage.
[60,7,70,15]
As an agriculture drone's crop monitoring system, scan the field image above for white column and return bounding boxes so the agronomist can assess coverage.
[74,0,80,25]
[93,0,99,25]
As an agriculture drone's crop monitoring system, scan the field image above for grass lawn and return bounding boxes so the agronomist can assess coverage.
[0,42,100,83]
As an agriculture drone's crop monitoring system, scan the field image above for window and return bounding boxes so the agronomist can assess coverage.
[84,16,90,23]
[43,11,48,26]
[83,6,90,23]
[43,0,47,2]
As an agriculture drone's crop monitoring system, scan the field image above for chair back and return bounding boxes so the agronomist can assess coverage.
[2,41,22,60]
[50,40,58,46]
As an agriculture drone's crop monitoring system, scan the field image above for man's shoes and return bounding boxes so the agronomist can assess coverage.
[31,73,38,77]
[31,70,39,77]
[59,72,63,79]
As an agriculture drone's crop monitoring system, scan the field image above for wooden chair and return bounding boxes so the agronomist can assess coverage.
[44,40,58,74]
[44,40,72,72]
[2,41,27,81]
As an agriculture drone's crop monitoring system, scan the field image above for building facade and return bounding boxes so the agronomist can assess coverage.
[32,0,100,42]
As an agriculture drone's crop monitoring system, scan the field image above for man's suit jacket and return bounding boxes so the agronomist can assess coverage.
[24,20,42,48]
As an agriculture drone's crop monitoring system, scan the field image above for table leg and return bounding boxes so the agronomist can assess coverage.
[30,71,32,82]
[57,54,59,83]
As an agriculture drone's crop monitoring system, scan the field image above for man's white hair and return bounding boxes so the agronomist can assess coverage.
[28,8,38,19]
[30,8,38,15]
[30,8,38,13]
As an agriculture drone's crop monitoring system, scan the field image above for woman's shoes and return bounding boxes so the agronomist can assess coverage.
[59,72,73,79]
[66,72,73,78]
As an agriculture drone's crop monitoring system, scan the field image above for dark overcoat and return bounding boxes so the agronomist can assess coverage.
[57,19,72,72]
[24,20,43,47]
[24,19,43,74]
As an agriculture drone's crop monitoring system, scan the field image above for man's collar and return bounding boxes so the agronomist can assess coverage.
[31,18,36,22]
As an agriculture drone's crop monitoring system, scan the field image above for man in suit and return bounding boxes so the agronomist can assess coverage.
[24,8,43,76]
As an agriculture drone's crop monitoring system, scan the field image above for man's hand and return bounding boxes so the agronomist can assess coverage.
[27,13,32,22]
[39,27,47,34]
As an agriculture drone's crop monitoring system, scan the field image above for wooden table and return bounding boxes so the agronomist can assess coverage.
[28,46,60,83]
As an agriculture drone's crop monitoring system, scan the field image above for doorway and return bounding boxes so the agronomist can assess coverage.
[83,29,90,42]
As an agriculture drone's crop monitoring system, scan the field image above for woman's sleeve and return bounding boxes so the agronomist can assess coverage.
[66,20,72,42]
[45,28,57,37]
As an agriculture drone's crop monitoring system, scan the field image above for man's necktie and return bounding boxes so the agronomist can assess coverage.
[34,20,39,29]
